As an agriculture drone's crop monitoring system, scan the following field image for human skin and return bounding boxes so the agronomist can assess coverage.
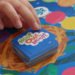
[0,0,41,30]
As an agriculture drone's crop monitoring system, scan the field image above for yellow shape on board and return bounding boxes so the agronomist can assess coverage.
[58,0,75,7]
[61,17,75,30]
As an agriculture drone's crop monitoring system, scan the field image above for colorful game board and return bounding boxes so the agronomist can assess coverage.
[0,0,75,75]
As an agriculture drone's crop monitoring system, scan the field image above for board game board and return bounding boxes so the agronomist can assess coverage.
[0,0,75,75]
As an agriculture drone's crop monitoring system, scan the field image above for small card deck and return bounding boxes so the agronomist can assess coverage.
[12,29,58,66]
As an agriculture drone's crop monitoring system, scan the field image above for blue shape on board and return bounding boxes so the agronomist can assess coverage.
[0,68,2,75]
[57,62,75,75]
[40,18,50,25]
[73,5,75,10]
[31,2,75,17]
[19,66,48,75]
[47,2,75,17]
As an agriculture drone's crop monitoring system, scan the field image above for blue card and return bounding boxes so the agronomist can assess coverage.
[12,29,58,66]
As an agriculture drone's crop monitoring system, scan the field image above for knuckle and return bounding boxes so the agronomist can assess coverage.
[0,1,10,10]
[0,1,7,7]
[13,15,20,22]
[16,4,22,10]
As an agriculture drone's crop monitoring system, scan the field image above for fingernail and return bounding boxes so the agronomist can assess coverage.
[16,21,22,29]
[32,22,41,30]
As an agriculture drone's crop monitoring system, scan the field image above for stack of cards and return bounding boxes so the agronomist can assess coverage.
[12,29,58,66]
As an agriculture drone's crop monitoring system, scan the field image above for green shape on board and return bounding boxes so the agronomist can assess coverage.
[2,69,19,75]
[65,45,75,53]
[3,74,13,75]
[39,64,57,75]
[43,0,56,2]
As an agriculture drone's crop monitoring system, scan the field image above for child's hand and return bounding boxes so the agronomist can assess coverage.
[0,0,40,30]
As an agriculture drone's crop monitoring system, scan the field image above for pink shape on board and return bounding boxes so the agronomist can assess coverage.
[62,67,75,75]
[46,11,66,24]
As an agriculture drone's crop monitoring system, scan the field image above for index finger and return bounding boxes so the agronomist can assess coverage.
[0,1,22,29]
[20,0,40,24]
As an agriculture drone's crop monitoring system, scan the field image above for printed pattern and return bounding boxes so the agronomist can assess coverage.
[0,0,75,75]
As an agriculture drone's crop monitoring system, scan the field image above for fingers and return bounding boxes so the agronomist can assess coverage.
[0,1,22,29]
[8,0,41,30]
[0,0,41,30]
[20,15,30,29]
[20,0,40,24]
[0,18,4,30]
[2,15,13,28]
